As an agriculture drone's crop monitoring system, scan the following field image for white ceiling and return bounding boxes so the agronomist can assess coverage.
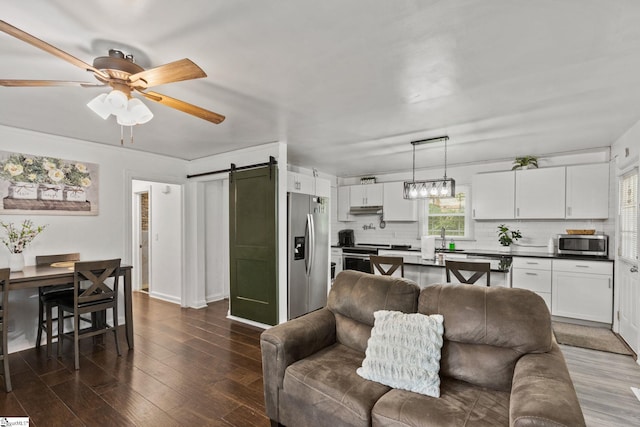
[2,0,640,177]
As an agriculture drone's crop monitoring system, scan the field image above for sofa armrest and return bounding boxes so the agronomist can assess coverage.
[260,307,336,421]
[510,342,585,427]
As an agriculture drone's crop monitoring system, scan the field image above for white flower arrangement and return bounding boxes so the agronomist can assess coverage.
[1,220,47,254]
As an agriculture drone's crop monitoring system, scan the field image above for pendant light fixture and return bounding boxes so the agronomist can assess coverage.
[403,136,455,199]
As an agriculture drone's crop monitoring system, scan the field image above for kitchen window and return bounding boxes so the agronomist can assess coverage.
[421,186,471,238]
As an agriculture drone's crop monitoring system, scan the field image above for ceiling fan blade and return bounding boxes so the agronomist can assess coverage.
[128,59,206,88]
[0,20,109,80]
[0,79,105,87]
[139,90,225,124]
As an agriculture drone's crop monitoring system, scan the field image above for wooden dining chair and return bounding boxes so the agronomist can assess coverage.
[35,253,80,358]
[55,259,122,370]
[370,255,404,277]
[0,268,11,392]
[445,260,491,286]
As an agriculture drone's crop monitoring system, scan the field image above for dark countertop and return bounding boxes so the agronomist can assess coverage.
[375,246,613,263]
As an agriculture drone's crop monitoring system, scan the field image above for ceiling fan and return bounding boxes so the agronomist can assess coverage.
[0,20,225,127]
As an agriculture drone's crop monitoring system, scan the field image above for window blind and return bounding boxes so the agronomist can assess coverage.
[619,168,638,261]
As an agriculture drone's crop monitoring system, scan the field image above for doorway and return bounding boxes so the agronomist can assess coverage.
[618,167,639,353]
[138,191,150,292]
[131,179,183,304]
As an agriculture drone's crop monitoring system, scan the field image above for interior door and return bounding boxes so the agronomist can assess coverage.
[229,165,278,325]
[617,168,638,352]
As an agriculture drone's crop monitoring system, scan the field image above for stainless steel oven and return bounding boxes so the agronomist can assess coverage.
[342,247,377,273]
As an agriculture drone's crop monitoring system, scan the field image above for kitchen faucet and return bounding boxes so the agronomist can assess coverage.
[440,227,446,249]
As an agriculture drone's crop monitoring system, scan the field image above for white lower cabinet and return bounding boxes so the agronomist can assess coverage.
[552,259,613,323]
[511,257,552,310]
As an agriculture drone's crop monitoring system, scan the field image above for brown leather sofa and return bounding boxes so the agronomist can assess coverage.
[260,270,585,427]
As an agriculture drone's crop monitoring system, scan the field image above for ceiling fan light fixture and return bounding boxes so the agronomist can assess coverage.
[128,98,153,124]
[105,89,128,111]
[86,93,111,119]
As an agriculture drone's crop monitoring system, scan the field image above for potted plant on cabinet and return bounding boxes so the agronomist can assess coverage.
[497,224,522,252]
[512,155,539,170]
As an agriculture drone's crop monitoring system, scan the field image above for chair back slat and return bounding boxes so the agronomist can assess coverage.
[74,259,121,306]
[35,253,80,266]
[370,255,404,278]
[445,260,491,286]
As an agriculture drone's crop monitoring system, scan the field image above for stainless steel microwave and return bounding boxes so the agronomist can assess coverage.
[557,234,608,257]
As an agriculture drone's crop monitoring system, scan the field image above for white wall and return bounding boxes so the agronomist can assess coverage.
[204,179,229,302]
[0,125,188,352]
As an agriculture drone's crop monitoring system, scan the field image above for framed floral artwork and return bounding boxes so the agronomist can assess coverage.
[0,151,99,215]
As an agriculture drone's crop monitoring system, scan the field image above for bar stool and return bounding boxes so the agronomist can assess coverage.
[445,260,491,286]
[35,253,80,357]
[370,255,405,277]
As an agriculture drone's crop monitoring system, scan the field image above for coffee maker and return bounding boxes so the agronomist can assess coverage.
[338,229,355,247]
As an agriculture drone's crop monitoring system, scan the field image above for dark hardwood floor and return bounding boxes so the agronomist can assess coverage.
[0,292,269,426]
[1,292,639,426]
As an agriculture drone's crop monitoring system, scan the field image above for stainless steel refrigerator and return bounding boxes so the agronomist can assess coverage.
[288,193,329,319]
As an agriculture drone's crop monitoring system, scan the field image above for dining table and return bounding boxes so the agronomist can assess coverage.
[8,263,134,349]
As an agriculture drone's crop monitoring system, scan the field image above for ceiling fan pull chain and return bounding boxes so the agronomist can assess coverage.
[130,126,134,144]
[120,125,124,146]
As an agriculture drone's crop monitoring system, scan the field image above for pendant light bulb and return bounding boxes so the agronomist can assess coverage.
[430,182,438,196]
[419,183,428,197]
[409,183,418,198]
[441,181,449,196]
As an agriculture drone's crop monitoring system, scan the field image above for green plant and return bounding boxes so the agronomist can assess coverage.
[512,155,539,170]
[1,220,47,253]
[497,224,522,247]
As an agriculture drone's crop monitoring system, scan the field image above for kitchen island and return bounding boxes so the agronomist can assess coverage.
[377,248,512,288]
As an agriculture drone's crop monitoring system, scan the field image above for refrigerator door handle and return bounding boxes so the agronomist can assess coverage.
[304,215,310,275]
[307,213,315,276]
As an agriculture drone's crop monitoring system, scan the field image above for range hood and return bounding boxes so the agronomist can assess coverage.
[349,206,383,215]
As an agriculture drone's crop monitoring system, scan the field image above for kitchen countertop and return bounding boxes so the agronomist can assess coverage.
[377,247,613,263]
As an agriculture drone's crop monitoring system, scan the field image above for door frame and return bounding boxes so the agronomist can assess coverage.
[614,163,639,356]
[125,171,185,305]
[133,190,150,292]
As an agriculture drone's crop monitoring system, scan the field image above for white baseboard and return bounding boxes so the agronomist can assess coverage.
[226,314,270,330]
[148,291,181,305]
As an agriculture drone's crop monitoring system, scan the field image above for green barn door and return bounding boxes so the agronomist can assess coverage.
[229,165,278,325]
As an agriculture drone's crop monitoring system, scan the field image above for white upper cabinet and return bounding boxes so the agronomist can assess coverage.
[350,183,383,207]
[471,171,515,219]
[382,182,417,221]
[287,171,314,195]
[565,163,609,219]
[337,186,354,221]
[287,171,330,197]
[314,178,331,198]
[515,167,566,219]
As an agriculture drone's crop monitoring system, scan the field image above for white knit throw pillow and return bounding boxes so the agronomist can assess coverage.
[356,310,444,397]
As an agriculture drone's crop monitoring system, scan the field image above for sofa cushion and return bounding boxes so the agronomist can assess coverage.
[281,343,391,427]
[328,270,420,353]
[419,284,552,391]
[357,310,444,397]
[371,377,510,427]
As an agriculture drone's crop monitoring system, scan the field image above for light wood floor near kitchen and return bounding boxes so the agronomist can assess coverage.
[0,293,638,426]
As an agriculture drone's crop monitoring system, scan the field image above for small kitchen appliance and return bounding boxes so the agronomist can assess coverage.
[338,229,355,247]
[557,234,608,257]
